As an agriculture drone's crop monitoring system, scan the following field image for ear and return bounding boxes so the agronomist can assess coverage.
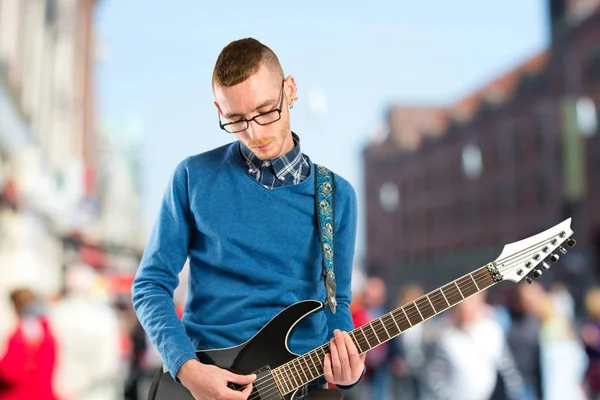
[284,75,298,107]
[214,101,223,115]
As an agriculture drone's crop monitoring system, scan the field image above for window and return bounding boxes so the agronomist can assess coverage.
[586,49,600,84]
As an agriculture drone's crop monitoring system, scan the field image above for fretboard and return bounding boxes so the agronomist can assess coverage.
[271,264,499,395]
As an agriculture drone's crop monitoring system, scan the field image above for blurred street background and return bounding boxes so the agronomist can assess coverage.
[1,0,600,399]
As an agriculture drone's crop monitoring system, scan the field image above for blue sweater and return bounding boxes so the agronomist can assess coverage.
[132,142,358,380]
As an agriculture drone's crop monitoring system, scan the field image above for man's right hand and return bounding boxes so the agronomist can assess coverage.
[177,359,256,400]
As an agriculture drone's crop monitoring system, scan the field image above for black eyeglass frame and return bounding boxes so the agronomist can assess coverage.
[218,80,286,134]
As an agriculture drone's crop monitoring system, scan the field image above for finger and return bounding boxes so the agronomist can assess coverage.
[226,371,257,385]
[344,332,362,371]
[240,382,253,399]
[224,382,252,400]
[335,331,351,381]
[330,334,341,378]
[323,353,334,383]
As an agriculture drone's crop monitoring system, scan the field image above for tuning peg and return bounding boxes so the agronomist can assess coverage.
[541,261,551,270]
[558,246,567,254]
[533,269,543,278]
[567,238,577,247]
[550,253,560,263]
[525,277,533,284]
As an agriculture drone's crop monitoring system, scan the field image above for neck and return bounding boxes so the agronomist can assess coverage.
[271,263,500,396]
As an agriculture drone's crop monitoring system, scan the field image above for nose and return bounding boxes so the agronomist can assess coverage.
[246,120,265,140]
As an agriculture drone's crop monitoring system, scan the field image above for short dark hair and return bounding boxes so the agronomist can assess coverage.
[212,38,284,89]
[9,288,36,314]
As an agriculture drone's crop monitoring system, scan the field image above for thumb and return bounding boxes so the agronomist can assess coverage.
[226,371,257,385]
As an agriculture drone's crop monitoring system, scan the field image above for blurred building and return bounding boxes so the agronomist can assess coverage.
[363,0,600,301]
[0,0,144,334]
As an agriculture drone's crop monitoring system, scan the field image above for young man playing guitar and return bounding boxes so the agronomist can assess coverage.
[132,38,365,400]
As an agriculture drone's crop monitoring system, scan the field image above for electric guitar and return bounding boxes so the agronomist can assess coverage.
[151,218,576,400]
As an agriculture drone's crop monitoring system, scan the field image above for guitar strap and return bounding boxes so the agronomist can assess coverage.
[314,164,336,315]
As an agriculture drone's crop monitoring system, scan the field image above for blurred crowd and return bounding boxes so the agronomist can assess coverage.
[343,274,600,400]
[3,266,600,400]
[0,264,162,400]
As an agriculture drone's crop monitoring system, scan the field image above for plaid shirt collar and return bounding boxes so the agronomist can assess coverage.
[239,132,309,188]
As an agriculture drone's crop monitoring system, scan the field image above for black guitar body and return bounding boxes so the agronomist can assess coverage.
[151,300,324,400]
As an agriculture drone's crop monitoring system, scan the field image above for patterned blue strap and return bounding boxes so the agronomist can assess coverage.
[314,164,336,314]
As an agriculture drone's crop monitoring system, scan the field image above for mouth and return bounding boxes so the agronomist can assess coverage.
[253,142,272,151]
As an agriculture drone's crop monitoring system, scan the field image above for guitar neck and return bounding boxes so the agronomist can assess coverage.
[271,263,501,395]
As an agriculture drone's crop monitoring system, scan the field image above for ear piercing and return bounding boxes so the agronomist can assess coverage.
[289,97,299,109]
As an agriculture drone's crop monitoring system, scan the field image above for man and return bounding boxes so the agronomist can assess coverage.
[426,293,524,400]
[132,38,365,400]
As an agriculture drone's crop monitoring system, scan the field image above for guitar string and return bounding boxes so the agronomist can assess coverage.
[242,233,569,397]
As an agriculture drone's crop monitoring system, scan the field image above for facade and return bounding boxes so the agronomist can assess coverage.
[0,0,144,336]
[363,1,600,300]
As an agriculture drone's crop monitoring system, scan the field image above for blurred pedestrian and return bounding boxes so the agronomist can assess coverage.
[389,283,430,400]
[48,263,122,400]
[535,290,587,400]
[426,293,524,400]
[0,287,57,400]
[582,287,600,400]
[505,282,544,400]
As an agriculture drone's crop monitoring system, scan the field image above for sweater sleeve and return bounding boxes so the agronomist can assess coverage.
[324,176,363,389]
[131,160,198,381]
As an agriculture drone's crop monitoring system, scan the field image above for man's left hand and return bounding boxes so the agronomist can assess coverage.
[323,329,366,386]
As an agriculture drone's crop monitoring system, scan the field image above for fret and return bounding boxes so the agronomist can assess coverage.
[426,295,437,313]
[368,323,381,345]
[457,275,479,297]
[474,267,495,289]
[314,348,325,371]
[453,281,465,299]
[415,297,435,320]
[389,312,402,335]
[284,362,299,389]
[469,273,481,290]
[353,329,368,353]
[359,326,373,349]
[403,302,423,325]
[401,307,413,327]
[296,357,310,383]
[429,289,448,313]
[383,314,401,337]
[309,351,321,373]
[305,355,316,380]
[380,317,391,338]
[393,308,411,331]
[307,351,320,378]
[443,282,462,304]
[349,331,364,354]
[371,318,389,343]
[274,368,289,394]
[289,361,303,388]
[439,286,451,307]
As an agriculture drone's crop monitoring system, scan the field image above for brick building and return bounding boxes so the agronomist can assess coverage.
[363,0,600,299]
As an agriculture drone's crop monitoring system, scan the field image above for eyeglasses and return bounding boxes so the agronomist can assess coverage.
[219,80,285,134]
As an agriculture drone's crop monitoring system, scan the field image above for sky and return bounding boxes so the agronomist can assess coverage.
[95,0,549,260]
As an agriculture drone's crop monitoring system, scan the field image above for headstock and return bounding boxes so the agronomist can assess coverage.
[493,218,576,284]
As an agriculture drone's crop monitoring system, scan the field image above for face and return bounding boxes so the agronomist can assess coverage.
[454,293,485,327]
[214,63,297,161]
